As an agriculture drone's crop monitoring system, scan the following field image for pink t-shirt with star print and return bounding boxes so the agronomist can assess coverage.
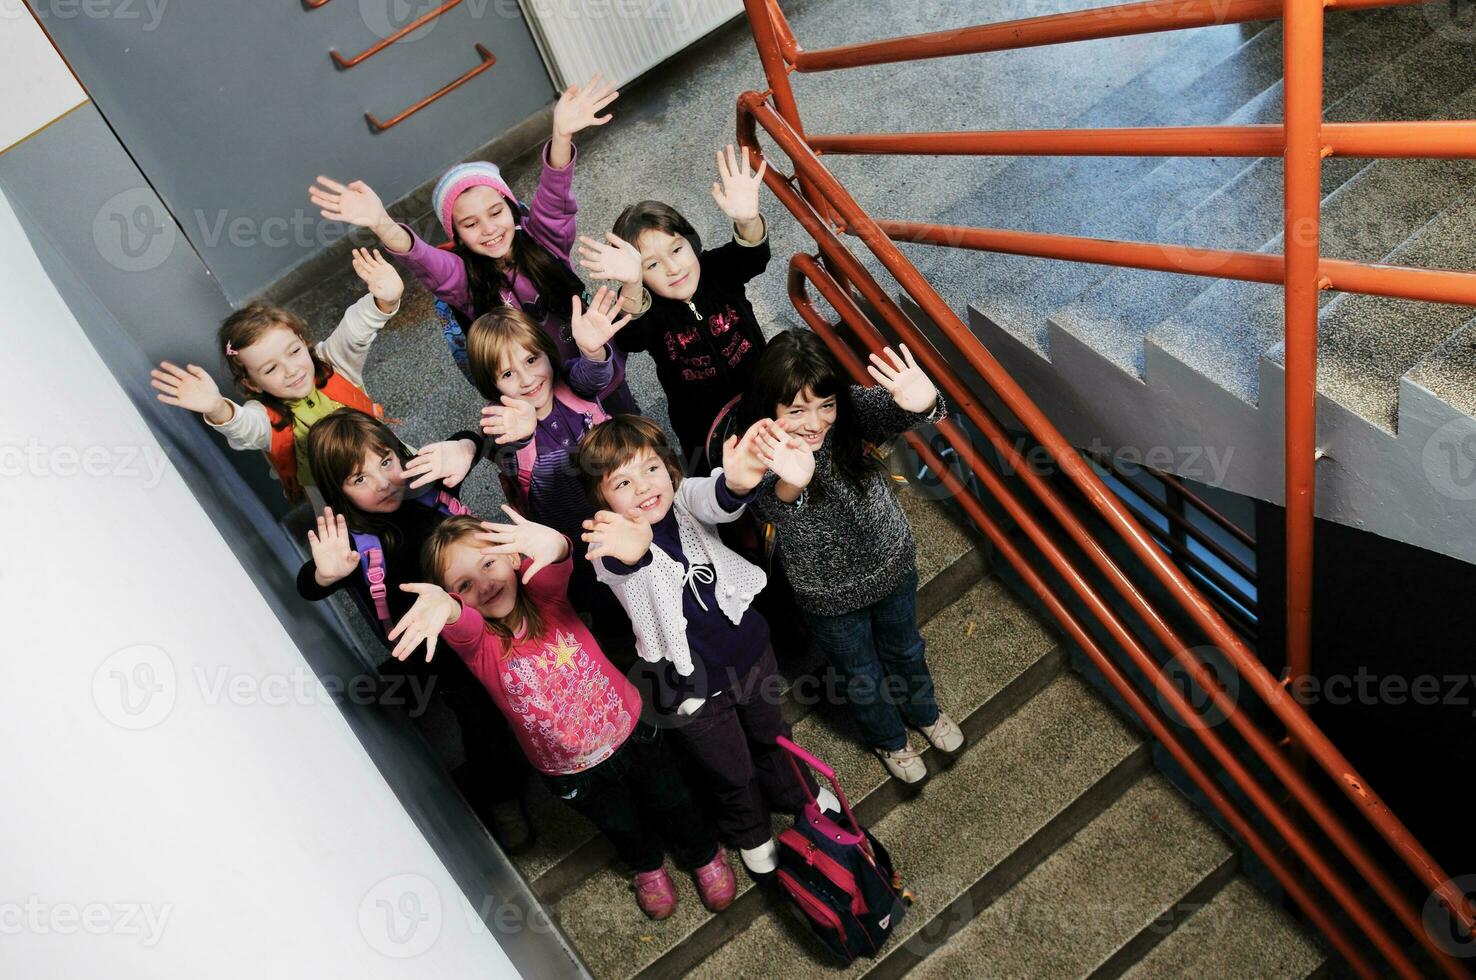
[443,546,640,775]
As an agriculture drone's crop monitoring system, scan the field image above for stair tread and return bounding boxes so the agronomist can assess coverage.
[552,573,1062,979]
[1267,190,1476,432]
[909,774,1233,979]
[1047,5,1445,379]
[1121,877,1326,980]
[508,484,990,887]
[683,674,1142,979]
[1405,313,1476,419]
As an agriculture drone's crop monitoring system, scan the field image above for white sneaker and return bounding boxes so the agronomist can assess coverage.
[740,839,779,874]
[815,786,841,814]
[874,745,927,784]
[918,712,965,753]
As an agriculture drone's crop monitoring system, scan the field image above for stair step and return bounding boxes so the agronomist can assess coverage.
[1120,877,1327,979]
[908,774,1235,979]
[1267,190,1476,432]
[508,485,992,895]
[550,573,1065,979]
[1047,4,1442,378]
[908,22,1281,357]
[1405,313,1476,421]
[1149,81,1476,405]
[681,675,1146,979]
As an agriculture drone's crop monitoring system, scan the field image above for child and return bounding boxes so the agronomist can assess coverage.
[297,407,534,851]
[468,288,633,654]
[389,511,736,919]
[150,248,404,501]
[310,74,637,413]
[577,415,833,875]
[743,331,963,784]
[577,145,770,472]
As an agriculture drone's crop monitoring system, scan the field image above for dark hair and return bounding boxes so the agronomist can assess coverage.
[455,195,585,327]
[576,414,685,507]
[613,200,703,257]
[218,304,333,431]
[741,328,878,489]
[307,408,417,553]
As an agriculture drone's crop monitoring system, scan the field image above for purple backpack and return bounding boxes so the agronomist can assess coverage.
[350,488,468,634]
[775,736,911,964]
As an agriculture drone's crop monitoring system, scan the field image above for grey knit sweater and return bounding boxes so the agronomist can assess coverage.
[750,384,948,617]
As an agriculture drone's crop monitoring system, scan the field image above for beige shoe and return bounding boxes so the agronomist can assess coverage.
[874,745,927,784]
[918,712,965,753]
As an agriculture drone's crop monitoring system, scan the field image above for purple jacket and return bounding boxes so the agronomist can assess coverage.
[390,141,636,412]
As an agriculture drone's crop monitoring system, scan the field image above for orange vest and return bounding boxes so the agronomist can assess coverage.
[264,371,381,500]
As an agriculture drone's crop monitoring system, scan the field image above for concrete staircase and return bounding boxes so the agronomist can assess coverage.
[896,0,1476,567]
[509,485,1326,979]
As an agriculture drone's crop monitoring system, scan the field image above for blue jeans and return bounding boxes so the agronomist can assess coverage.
[802,567,939,752]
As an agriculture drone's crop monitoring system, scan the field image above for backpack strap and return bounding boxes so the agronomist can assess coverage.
[350,530,392,634]
[437,490,469,516]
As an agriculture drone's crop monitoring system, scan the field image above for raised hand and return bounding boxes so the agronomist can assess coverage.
[553,72,619,141]
[386,583,461,663]
[867,344,938,415]
[351,247,404,309]
[307,507,361,587]
[310,176,391,230]
[576,232,642,286]
[721,418,770,495]
[581,508,653,565]
[151,361,229,421]
[404,438,477,489]
[570,286,632,360]
[711,144,767,227]
[475,505,569,583]
[480,396,537,445]
[755,419,815,489]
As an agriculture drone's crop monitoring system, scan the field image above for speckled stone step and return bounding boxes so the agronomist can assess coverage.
[1121,877,1327,979]
[509,484,990,900]
[550,574,1064,980]
[907,774,1235,979]
[1267,190,1476,433]
[681,674,1146,979]
[1047,4,1443,378]
[1405,313,1476,421]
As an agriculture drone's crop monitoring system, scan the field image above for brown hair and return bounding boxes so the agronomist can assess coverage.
[421,514,545,646]
[613,200,703,257]
[218,304,332,430]
[576,414,684,507]
[465,306,562,402]
[307,408,415,551]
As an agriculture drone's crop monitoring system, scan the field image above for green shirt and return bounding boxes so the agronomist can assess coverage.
[286,388,351,487]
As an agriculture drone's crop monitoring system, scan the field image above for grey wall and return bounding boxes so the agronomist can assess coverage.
[0,96,585,979]
[31,0,554,302]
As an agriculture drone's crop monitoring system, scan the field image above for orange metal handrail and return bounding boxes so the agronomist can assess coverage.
[365,43,495,132]
[742,93,1468,978]
[331,0,463,69]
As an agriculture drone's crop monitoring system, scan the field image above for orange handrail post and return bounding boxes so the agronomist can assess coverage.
[1282,0,1322,695]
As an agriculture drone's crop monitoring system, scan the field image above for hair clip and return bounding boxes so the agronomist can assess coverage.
[224,341,238,356]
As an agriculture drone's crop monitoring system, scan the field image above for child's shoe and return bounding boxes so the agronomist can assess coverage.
[917,711,965,754]
[739,838,779,875]
[488,800,535,854]
[693,848,737,911]
[632,866,678,920]
[875,744,927,784]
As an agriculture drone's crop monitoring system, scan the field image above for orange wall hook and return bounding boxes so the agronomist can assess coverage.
[332,0,464,69]
[365,42,495,132]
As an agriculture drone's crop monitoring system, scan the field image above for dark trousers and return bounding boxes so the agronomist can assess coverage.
[543,721,719,873]
[801,566,939,752]
[676,646,816,850]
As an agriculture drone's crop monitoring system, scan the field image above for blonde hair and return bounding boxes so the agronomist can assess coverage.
[465,306,561,402]
[421,514,545,646]
[576,414,684,507]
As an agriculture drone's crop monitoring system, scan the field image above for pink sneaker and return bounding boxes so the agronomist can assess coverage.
[693,847,737,912]
[632,866,677,920]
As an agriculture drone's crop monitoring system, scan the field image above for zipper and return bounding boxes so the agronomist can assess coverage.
[776,869,844,934]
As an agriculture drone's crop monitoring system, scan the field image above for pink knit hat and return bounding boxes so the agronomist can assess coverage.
[433,161,520,240]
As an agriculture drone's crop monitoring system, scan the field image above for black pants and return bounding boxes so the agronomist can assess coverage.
[543,722,719,874]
